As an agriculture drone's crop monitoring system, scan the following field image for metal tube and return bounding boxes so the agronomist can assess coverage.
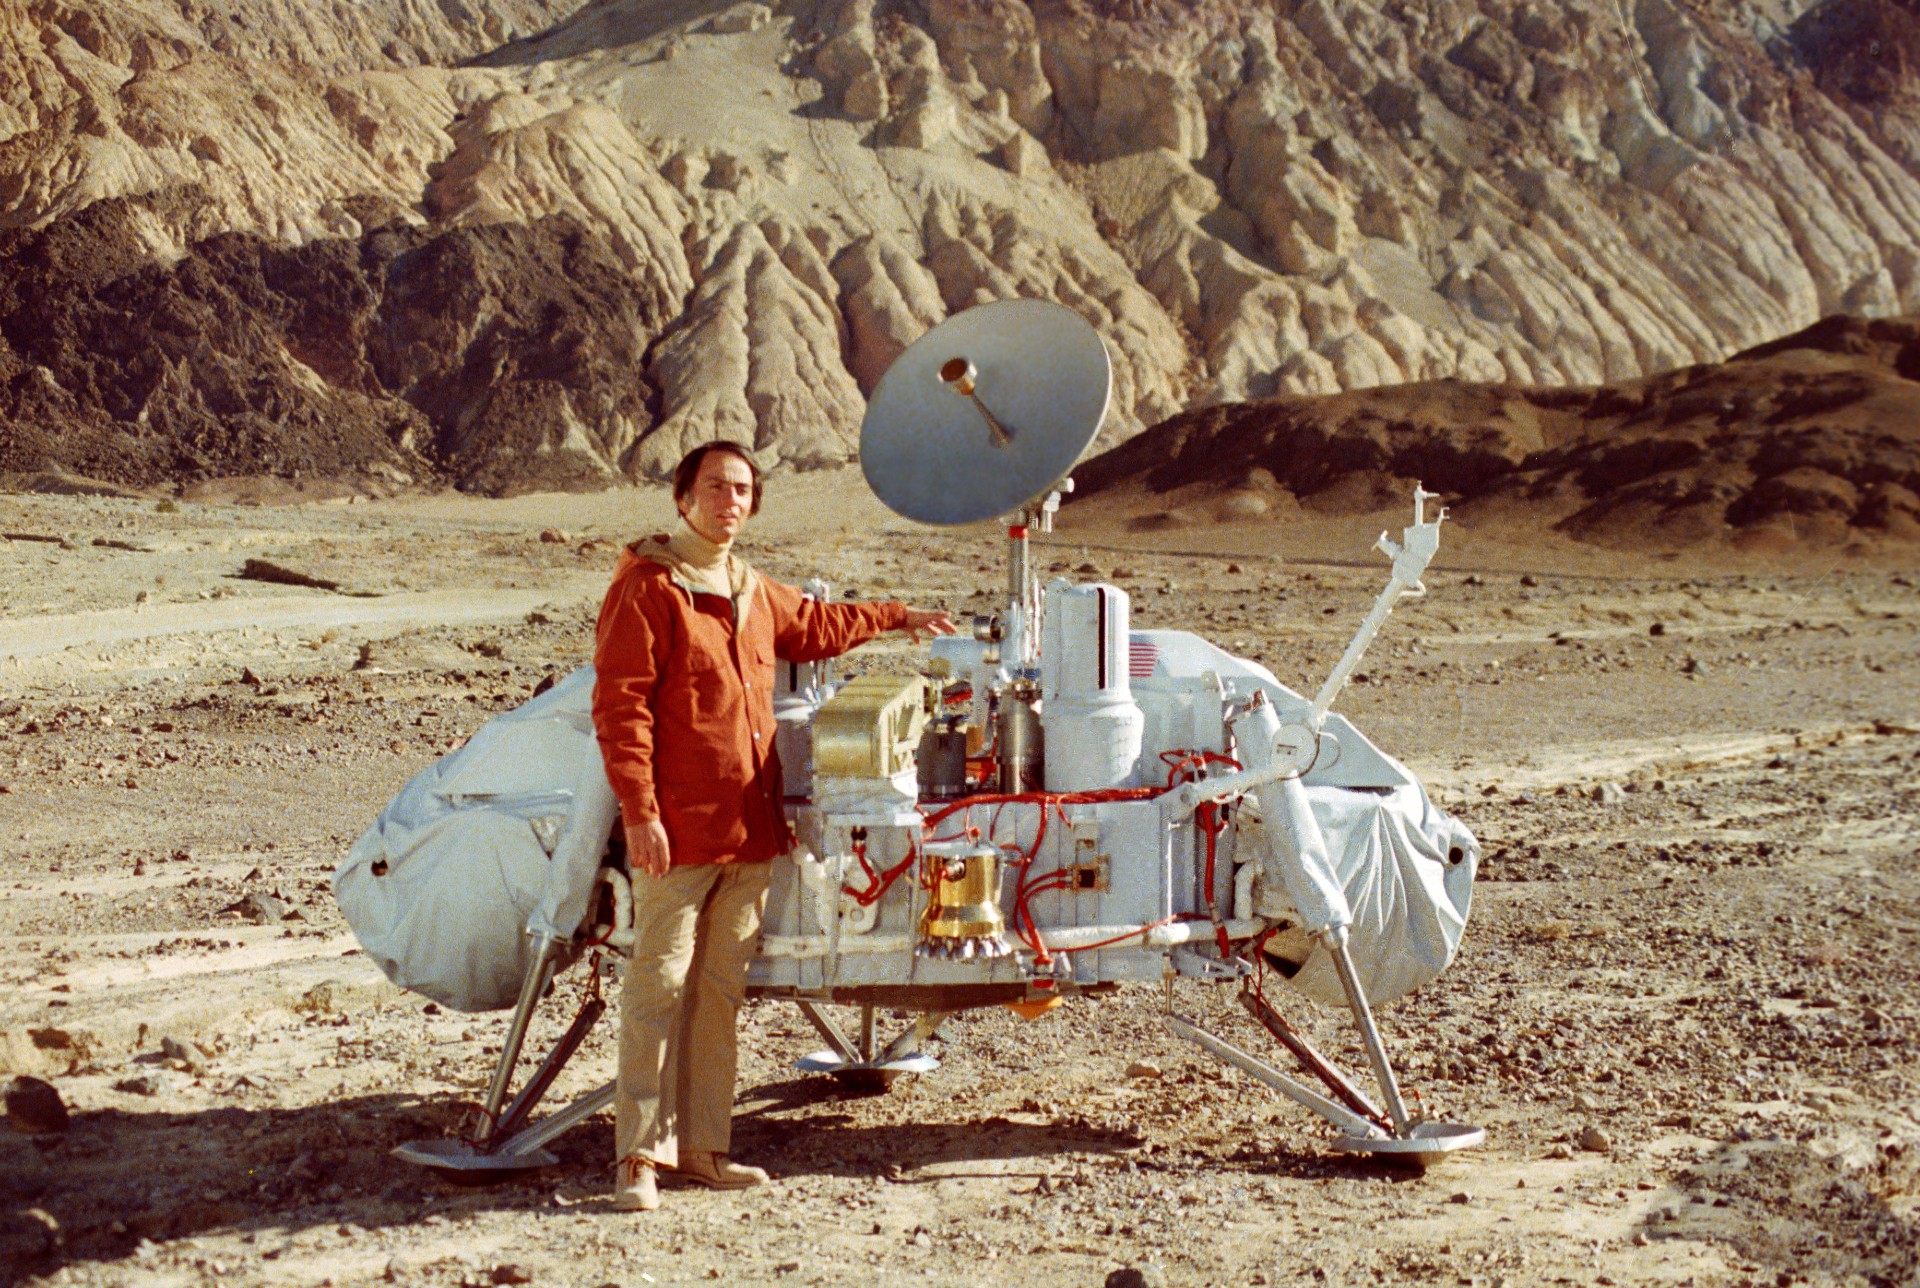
[878,1011,948,1063]
[1310,583,1406,728]
[1166,1013,1382,1140]
[472,937,566,1142]
[1239,989,1384,1126]
[760,917,1268,959]
[494,1080,619,1158]
[1321,926,1412,1136]
[1007,523,1028,610]
[857,1003,877,1062]
[490,997,605,1146]
[795,1000,861,1063]
[996,680,1042,792]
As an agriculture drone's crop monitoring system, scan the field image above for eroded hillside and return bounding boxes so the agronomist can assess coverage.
[1069,313,1920,557]
[1,0,1918,495]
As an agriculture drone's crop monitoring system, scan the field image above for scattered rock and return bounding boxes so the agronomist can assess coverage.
[159,1035,209,1074]
[1592,782,1629,806]
[490,1266,534,1285]
[707,3,770,34]
[295,984,339,1016]
[3,1077,68,1135]
[1124,1061,1162,1080]
[537,529,569,544]
[1578,1125,1613,1153]
[237,559,341,592]
[1649,622,1667,636]
[223,892,289,924]
[1105,1266,1168,1288]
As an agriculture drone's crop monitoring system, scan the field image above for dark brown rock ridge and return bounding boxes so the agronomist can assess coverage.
[2,0,1920,493]
[0,203,662,493]
[1068,314,1920,553]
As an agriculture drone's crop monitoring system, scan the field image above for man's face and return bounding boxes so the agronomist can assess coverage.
[678,451,755,544]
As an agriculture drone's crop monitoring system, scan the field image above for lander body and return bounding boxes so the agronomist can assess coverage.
[335,300,1486,1176]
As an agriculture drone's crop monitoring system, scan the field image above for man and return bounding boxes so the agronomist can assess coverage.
[592,440,953,1211]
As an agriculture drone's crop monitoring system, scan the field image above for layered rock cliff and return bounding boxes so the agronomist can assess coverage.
[1,0,1917,497]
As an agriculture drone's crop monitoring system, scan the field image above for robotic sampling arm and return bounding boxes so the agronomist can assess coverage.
[1172,487,1480,1158]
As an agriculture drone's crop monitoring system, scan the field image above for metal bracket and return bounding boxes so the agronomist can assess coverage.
[396,937,607,1177]
[794,1003,945,1089]
[1169,945,1247,981]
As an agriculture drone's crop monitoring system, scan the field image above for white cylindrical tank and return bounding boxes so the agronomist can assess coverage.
[1040,580,1144,791]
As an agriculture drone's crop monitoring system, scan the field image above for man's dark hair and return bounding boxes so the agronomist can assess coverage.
[672,440,763,517]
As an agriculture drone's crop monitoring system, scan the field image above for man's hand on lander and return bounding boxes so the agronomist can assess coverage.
[901,608,957,642]
[626,817,672,879]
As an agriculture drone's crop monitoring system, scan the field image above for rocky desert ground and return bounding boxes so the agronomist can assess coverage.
[2,472,1916,1288]
[5,0,1920,1284]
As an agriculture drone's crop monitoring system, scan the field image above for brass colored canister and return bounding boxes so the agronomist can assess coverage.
[917,843,1010,959]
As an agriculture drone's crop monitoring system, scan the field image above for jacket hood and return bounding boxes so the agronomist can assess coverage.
[619,534,757,628]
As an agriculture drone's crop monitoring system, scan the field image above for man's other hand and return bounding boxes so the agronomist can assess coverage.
[901,608,957,641]
[626,818,672,878]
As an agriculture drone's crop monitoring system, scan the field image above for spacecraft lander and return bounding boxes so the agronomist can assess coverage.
[335,299,1485,1176]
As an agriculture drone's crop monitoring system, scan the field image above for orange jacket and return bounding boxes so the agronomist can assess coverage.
[592,543,909,866]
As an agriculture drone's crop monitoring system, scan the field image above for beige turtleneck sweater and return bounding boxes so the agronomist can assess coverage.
[650,518,755,627]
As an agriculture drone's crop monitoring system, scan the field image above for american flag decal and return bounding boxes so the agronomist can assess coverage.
[1128,639,1159,679]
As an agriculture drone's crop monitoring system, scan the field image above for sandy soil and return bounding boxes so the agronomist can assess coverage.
[3,472,1918,1288]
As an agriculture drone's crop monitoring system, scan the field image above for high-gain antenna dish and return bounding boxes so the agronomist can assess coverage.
[860,299,1111,525]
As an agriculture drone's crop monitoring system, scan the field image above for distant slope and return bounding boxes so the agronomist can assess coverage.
[1,0,1919,492]
[1068,314,1920,554]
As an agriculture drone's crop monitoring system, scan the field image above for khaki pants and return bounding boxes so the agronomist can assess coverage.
[614,860,771,1167]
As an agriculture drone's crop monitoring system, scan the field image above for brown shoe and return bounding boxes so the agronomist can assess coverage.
[612,1156,660,1211]
[672,1150,768,1190]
